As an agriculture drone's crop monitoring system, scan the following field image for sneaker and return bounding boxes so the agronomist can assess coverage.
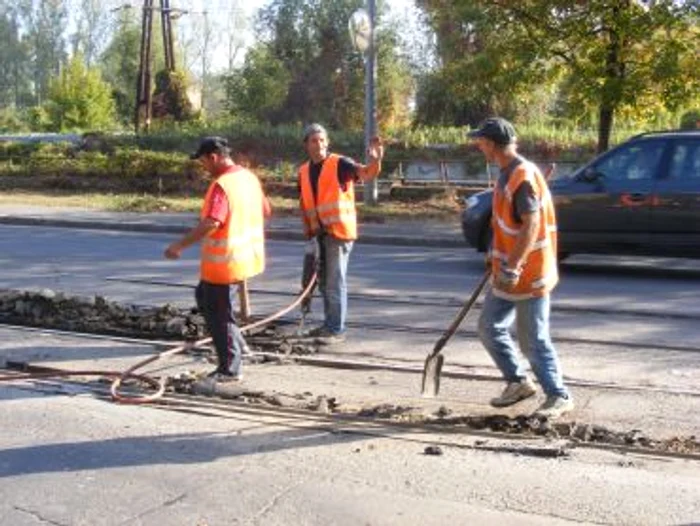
[313,328,347,346]
[490,379,537,408]
[304,326,328,337]
[534,395,574,419]
[207,370,243,383]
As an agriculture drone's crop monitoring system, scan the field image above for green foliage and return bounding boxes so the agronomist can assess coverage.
[224,0,413,131]
[99,12,141,125]
[0,107,28,133]
[416,0,700,151]
[44,53,116,132]
[224,45,292,121]
[27,105,52,131]
[152,69,196,122]
[0,6,31,108]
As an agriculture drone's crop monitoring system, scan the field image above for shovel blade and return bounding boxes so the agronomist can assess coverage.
[421,353,444,398]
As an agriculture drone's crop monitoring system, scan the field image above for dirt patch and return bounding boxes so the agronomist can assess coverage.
[0,288,321,356]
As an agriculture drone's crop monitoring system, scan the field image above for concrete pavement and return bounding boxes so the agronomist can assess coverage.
[0,204,466,248]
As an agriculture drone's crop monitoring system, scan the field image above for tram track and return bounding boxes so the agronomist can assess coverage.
[5,372,700,463]
[104,276,700,322]
[2,322,699,399]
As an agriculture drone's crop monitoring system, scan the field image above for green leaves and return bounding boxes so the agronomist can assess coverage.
[417,0,699,150]
[45,53,116,132]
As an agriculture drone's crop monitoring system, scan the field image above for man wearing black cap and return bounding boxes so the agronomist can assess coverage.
[298,123,384,344]
[164,137,270,382]
[468,117,573,419]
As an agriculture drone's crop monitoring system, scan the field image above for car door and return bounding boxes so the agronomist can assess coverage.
[554,138,666,254]
[649,137,700,257]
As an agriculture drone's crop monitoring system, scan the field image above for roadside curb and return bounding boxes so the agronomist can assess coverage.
[0,215,466,249]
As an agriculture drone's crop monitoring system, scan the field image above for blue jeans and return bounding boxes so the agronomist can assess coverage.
[195,281,246,376]
[318,235,353,334]
[478,289,569,398]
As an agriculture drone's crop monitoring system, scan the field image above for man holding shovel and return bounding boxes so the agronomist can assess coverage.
[469,118,573,419]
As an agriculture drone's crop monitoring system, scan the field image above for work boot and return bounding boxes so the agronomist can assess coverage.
[534,395,574,420]
[490,379,537,408]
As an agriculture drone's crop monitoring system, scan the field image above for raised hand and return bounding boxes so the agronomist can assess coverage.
[367,136,384,162]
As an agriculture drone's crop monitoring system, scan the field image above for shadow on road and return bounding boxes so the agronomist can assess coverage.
[0,427,366,478]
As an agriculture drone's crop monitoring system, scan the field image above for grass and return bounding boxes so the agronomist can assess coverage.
[0,190,461,222]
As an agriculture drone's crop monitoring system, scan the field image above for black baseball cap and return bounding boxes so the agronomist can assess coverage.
[467,117,517,146]
[190,136,230,160]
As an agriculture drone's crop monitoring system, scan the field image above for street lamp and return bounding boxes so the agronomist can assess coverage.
[349,2,378,206]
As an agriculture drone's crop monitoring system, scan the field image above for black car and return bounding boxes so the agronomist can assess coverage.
[461,130,700,259]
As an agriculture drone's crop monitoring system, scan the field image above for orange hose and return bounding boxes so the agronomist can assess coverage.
[0,273,318,405]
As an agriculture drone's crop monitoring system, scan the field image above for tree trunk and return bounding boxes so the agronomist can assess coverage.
[597,104,614,154]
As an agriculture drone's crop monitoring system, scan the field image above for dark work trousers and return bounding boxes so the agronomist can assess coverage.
[195,280,246,376]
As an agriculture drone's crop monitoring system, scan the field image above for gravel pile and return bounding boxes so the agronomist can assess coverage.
[0,288,206,340]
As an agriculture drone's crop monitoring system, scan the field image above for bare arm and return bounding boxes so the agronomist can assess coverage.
[164,218,220,259]
[356,136,384,182]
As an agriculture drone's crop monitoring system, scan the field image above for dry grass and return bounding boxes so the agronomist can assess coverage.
[0,190,462,222]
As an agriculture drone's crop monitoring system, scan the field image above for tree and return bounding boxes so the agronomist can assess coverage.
[70,0,110,67]
[24,0,68,105]
[224,0,413,131]
[0,4,32,108]
[224,45,291,120]
[100,11,141,123]
[417,0,700,152]
[45,52,116,131]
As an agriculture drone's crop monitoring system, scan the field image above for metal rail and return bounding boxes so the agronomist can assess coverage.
[6,374,700,463]
[1,323,699,399]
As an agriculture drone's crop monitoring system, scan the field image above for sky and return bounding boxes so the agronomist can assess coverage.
[162,0,421,73]
[66,0,423,75]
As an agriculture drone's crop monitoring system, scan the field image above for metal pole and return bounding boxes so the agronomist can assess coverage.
[363,0,378,206]
[201,10,209,112]
[143,0,154,132]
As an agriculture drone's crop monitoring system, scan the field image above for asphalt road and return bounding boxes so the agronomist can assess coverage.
[1,224,699,525]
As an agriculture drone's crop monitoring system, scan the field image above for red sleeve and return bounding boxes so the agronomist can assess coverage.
[262,195,272,218]
[203,183,229,225]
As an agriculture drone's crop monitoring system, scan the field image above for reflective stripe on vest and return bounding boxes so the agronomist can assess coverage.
[298,154,358,241]
[491,160,558,299]
[200,167,266,284]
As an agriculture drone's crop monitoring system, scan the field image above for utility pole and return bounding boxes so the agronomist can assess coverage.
[201,10,209,112]
[160,0,176,71]
[135,0,155,134]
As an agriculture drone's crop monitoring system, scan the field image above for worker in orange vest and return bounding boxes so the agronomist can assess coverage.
[165,137,270,382]
[298,123,384,344]
[469,118,573,419]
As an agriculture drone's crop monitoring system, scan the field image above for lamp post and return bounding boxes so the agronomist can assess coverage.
[349,2,378,206]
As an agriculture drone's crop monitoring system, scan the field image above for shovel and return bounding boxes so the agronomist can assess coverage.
[421,269,491,397]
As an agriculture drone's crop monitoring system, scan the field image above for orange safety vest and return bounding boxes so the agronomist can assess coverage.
[298,154,358,241]
[200,167,266,284]
[491,160,558,300]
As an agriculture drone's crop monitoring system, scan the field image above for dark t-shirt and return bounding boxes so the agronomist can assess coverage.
[498,157,540,224]
[308,156,360,199]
